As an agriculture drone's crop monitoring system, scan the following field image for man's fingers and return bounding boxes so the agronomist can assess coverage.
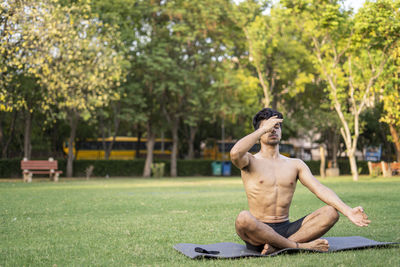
[357,219,371,227]
[261,117,283,132]
[268,116,282,122]
[269,119,283,124]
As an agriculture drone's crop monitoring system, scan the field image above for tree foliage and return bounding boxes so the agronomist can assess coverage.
[1,0,399,180]
[1,0,124,175]
[284,0,400,180]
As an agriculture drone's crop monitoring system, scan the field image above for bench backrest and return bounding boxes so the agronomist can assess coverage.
[391,162,400,169]
[21,160,58,170]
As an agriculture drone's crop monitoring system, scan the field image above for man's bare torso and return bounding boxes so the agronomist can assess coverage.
[241,153,300,223]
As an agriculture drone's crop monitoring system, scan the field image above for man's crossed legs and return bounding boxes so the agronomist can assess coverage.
[235,206,340,255]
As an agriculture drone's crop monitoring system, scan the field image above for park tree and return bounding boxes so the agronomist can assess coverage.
[110,0,244,176]
[161,0,241,173]
[96,95,123,160]
[171,0,238,159]
[91,0,193,177]
[213,58,262,135]
[378,44,400,162]
[22,1,124,177]
[87,0,148,160]
[0,0,50,159]
[135,1,174,177]
[286,0,400,181]
[89,0,157,172]
[345,0,399,176]
[230,1,313,109]
[284,76,343,171]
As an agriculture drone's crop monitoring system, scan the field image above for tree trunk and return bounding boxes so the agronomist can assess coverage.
[23,110,33,159]
[332,131,339,168]
[170,118,179,177]
[379,122,393,162]
[320,145,326,178]
[136,130,142,158]
[67,112,79,177]
[340,125,359,182]
[389,123,400,162]
[99,114,107,159]
[326,129,339,168]
[243,27,271,108]
[1,111,17,158]
[143,122,155,177]
[105,135,117,160]
[187,126,198,159]
[50,121,59,158]
[348,150,359,181]
[105,104,121,159]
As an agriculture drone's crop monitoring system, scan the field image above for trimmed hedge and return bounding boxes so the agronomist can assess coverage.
[0,159,21,178]
[70,159,146,177]
[72,159,242,177]
[305,160,369,176]
[0,158,369,178]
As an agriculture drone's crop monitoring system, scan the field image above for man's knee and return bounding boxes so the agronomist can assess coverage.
[323,205,340,224]
[235,210,257,232]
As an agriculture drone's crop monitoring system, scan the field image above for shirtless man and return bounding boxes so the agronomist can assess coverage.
[230,108,371,255]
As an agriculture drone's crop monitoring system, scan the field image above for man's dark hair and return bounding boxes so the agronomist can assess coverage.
[253,108,283,130]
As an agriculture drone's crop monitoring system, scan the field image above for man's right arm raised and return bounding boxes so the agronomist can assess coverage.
[230,116,282,169]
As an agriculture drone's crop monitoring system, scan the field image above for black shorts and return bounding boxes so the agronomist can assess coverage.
[245,216,306,252]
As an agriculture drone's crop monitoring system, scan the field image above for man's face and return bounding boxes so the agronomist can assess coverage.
[259,119,281,145]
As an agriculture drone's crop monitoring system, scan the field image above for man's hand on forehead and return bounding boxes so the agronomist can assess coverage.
[260,116,283,132]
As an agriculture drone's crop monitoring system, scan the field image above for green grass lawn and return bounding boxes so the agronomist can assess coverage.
[1,176,399,266]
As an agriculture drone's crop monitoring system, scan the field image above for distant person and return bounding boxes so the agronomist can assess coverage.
[230,108,370,254]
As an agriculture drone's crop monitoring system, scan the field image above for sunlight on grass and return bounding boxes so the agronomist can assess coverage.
[0,177,244,190]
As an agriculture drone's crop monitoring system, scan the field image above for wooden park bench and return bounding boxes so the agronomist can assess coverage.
[368,161,400,177]
[21,158,62,182]
[391,162,400,175]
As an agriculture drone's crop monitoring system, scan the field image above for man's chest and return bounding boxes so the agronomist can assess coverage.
[245,158,298,188]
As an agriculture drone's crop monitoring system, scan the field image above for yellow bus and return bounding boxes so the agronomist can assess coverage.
[202,139,295,160]
[63,136,172,160]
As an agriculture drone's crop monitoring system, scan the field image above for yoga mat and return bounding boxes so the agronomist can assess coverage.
[174,236,399,259]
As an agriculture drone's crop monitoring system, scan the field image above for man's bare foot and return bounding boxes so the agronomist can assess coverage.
[261,243,277,255]
[298,239,329,251]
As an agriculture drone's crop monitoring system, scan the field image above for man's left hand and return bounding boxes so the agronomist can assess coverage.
[347,206,371,227]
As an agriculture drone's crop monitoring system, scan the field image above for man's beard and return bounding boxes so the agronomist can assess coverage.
[266,139,280,145]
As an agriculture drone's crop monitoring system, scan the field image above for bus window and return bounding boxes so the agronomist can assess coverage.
[280,144,295,157]
[77,141,100,150]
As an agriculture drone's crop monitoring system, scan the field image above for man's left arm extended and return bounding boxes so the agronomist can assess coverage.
[297,160,371,227]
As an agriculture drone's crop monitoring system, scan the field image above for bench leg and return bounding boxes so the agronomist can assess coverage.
[49,171,59,182]
[368,162,373,176]
[23,172,32,183]
[23,172,28,182]
[54,173,59,182]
